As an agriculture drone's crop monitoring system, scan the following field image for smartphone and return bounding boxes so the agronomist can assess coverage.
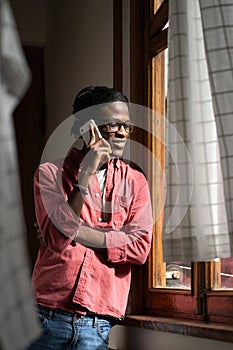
[80,119,102,145]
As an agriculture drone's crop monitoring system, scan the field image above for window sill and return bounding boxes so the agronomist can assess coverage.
[123,315,233,343]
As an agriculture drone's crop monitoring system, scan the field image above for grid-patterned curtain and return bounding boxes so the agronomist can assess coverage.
[0,1,41,349]
[163,0,233,261]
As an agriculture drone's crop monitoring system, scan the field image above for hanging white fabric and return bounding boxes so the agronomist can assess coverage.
[163,0,233,261]
[199,0,233,255]
[0,1,41,349]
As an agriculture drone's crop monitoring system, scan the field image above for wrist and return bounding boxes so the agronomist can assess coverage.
[79,168,94,176]
[73,183,88,196]
[78,168,93,188]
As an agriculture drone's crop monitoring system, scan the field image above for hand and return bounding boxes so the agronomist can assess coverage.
[81,123,112,174]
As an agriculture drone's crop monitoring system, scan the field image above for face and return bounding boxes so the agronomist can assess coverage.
[94,101,132,158]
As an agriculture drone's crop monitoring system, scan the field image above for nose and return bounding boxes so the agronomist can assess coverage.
[115,124,128,138]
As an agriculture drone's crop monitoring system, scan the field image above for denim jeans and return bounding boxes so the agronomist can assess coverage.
[24,305,112,350]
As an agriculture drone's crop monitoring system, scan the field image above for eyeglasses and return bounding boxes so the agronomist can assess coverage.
[98,121,134,134]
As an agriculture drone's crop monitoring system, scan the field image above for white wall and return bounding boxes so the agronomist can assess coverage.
[10,0,47,45]
[45,0,113,137]
[10,0,113,138]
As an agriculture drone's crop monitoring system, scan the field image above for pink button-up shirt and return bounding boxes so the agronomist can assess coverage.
[32,148,152,318]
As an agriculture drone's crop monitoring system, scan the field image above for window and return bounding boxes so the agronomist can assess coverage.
[114,0,233,326]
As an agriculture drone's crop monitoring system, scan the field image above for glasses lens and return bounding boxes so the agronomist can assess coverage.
[107,123,119,132]
[124,123,134,133]
[100,122,134,133]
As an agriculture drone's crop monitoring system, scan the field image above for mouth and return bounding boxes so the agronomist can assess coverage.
[108,139,127,156]
[109,139,127,147]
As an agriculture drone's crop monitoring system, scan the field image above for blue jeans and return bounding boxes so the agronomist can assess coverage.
[24,305,112,350]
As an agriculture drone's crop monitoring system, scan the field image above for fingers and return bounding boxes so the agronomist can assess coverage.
[89,135,112,154]
[93,124,102,142]
[91,140,111,163]
[83,129,112,173]
[88,121,102,146]
[82,139,112,173]
[96,148,111,164]
[88,122,96,146]
[94,138,112,156]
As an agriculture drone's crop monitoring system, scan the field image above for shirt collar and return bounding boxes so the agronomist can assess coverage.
[111,157,120,170]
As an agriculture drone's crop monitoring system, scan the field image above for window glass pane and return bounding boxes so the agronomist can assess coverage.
[221,258,233,289]
[165,262,191,289]
[152,49,191,290]
[213,258,233,289]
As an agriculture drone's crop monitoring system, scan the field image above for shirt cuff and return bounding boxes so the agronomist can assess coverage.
[105,231,127,264]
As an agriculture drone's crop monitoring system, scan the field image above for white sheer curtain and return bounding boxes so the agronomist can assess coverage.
[0,1,41,349]
[163,0,233,261]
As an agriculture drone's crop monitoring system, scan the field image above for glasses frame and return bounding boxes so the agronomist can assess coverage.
[97,121,134,134]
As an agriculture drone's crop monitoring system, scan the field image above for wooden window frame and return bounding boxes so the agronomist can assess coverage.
[113,0,233,332]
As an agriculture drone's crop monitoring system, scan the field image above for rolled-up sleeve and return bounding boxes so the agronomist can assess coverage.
[34,164,83,253]
[106,176,153,265]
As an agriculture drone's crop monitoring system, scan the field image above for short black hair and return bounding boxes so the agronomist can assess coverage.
[72,86,128,114]
[71,86,129,137]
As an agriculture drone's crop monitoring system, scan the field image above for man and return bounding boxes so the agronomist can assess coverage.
[27,86,153,350]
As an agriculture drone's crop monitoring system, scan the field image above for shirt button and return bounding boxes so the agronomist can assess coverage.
[98,217,102,222]
[95,193,100,198]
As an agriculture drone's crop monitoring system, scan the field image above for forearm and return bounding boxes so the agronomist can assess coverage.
[67,170,92,217]
[74,225,106,248]
[74,223,151,264]
[105,227,152,265]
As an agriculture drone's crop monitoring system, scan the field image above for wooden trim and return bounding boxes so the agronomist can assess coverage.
[204,294,233,324]
[113,0,123,91]
[149,52,166,288]
[149,0,168,37]
[194,262,205,316]
[143,289,201,320]
[120,0,233,328]
[124,315,233,343]
[206,290,233,297]
[129,0,145,105]
[208,260,221,290]
[147,0,167,291]
[149,28,168,56]
[127,0,149,314]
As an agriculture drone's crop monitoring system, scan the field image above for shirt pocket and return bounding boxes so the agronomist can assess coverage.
[111,194,132,228]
